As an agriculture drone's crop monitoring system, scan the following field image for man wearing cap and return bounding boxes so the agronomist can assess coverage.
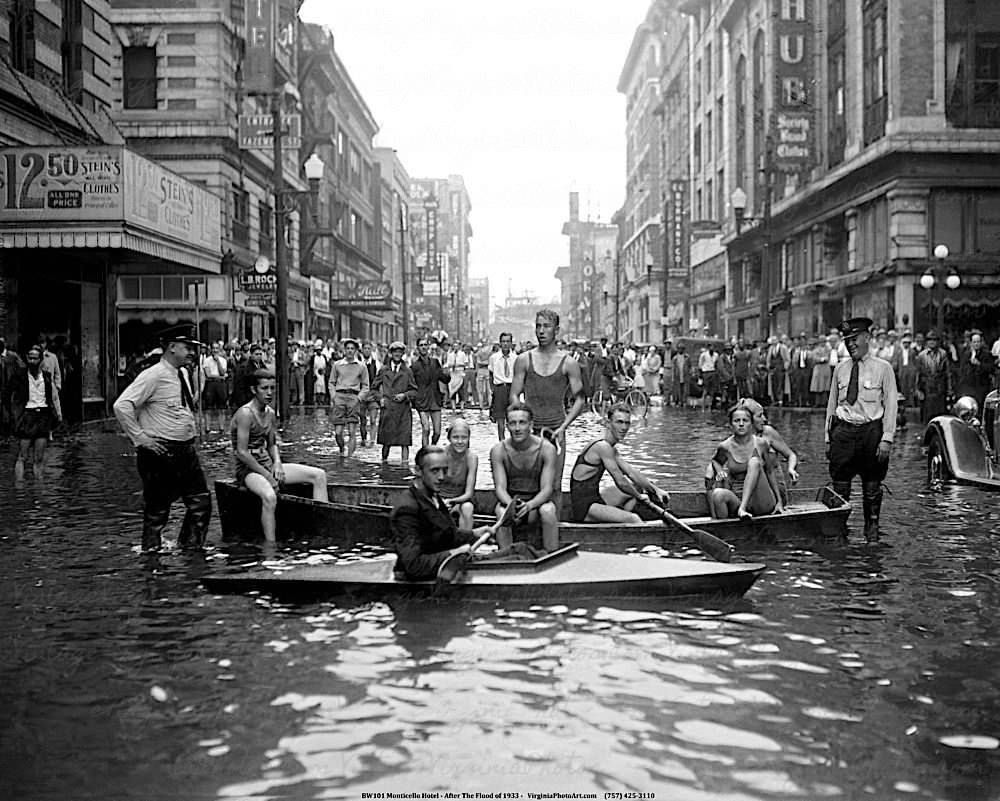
[113,325,212,552]
[825,317,898,543]
[916,331,951,423]
[374,341,417,462]
[330,338,369,456]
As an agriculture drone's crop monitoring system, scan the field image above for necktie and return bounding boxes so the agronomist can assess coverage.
[846,359,860,405]
[178,367,195,409]
[503,356,510,378]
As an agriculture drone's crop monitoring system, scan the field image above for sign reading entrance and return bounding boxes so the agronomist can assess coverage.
[238,114,301,150]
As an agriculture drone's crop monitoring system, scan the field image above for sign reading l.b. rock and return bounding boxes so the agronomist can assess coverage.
[239,260,277,303]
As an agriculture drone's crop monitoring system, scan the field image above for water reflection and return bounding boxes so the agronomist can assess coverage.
[0,406,998,798]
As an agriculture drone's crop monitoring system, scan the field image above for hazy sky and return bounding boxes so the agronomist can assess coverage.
[299,0,652,306]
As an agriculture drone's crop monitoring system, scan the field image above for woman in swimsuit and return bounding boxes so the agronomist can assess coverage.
[735,397,800,505]
[569,403,669,523]
[705,406,782,520]
[439,418,478,530]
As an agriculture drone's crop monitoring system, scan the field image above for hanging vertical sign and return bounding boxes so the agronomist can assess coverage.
[773,0,813,173]
[424,197,439,290]
[244,0,274,95]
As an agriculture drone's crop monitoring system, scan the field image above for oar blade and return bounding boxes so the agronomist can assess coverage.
[687,528,735,563]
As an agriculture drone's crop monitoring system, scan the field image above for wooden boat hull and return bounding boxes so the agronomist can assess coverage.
[216,480,850,550]
[202,547,766,601]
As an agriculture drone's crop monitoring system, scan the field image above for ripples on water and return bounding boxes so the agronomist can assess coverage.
[1,405,998,799]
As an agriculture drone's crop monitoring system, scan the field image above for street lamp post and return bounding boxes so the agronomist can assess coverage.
[398,203,408,346]
[730,136,774,341]
[271,84,325,420]
[920,244,961,334]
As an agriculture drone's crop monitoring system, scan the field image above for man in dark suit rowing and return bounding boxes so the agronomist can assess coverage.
[391,445,492,580]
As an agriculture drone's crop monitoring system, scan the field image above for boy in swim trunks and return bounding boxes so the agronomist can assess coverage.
[569,403,670,523]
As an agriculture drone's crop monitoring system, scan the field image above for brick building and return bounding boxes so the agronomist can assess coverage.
[0,0,221,421]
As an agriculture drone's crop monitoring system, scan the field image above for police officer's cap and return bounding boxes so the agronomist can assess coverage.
[159,324,205,349]
[836,317,873,341]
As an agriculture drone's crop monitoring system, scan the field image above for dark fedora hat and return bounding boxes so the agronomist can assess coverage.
[836,317,873,341]
[159,324,205,348]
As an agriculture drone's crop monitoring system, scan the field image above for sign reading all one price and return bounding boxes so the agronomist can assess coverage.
[0,147,124,220]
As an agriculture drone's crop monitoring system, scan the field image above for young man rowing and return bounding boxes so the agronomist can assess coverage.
[569,403,670,523]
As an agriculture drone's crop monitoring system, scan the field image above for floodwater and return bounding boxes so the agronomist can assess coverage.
[1,403,998,800]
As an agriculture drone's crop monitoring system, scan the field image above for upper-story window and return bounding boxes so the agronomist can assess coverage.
[862,0,887,144]
[946,0,1000,128]
[123,46,157,109]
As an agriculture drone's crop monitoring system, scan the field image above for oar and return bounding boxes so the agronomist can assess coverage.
[436,499,519,587]
[640,496,735,563]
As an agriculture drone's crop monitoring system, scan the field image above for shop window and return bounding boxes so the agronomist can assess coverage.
[120,276,140,300]
[123,46,157,109]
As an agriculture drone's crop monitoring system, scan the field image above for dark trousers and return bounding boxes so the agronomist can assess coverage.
[828,419,889,484]
[136,441,212,551]
[203,378,227,409]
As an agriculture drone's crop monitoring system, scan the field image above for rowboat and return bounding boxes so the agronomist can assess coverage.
[201,543,766,601]
[215,480,849,550]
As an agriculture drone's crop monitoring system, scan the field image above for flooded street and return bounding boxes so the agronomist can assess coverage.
[1,405,999,800]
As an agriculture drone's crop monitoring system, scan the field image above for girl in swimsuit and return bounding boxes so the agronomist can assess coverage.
[439,418,478,530]
[569,403,669,523]
[735,397,800,505]
[705,406,783,519]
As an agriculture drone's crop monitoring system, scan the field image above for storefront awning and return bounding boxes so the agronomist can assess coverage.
[0,226,221,273]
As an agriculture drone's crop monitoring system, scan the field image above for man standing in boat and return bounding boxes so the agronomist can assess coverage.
[490,402,560,552]
[113,325,211,552]
[569,403,670,523]
[392,444,492,580]
[509,309,585,513]
[231,370,329,543]
[825,317,898,543]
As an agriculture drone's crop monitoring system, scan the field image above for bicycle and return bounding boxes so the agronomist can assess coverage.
[589,384,649,419]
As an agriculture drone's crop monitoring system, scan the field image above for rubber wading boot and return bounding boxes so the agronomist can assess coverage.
[861,481,883,543]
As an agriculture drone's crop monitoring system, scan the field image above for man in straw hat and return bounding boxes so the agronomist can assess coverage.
[825,317,898,543]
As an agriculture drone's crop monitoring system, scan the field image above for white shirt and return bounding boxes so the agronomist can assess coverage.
[113,359,197,444]
[201,352,227,379]
[26,371,47,409]
[698,350,718,373]
[489,350,515,385]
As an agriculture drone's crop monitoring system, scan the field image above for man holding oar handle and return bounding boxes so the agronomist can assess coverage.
[568,402,669,524]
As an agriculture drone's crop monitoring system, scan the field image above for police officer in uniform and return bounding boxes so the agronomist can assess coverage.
[114,325,212,552]
[825,317,898,542]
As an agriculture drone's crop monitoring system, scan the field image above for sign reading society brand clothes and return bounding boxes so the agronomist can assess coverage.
[0,146,222,255]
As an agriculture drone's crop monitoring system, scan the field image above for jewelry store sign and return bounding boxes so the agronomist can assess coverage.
[239,258,277,305]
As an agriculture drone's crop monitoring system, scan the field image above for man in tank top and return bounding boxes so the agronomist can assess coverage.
[230,369,328,543]
[490,402,559,552]
[509,309,584,516]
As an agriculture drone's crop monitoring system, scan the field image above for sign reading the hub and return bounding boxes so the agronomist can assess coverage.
[773,0,813,173]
